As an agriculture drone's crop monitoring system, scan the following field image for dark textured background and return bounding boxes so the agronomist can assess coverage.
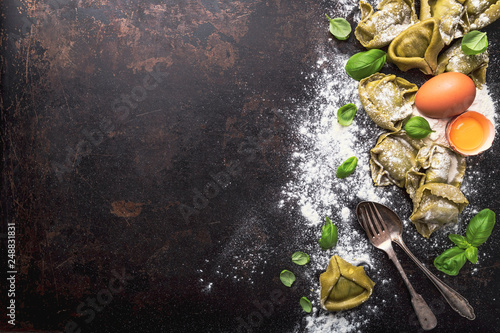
[1,0,500,332]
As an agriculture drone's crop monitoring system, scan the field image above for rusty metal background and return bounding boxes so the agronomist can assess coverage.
[1,0,500,332]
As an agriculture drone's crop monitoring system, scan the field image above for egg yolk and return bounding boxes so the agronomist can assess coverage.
[449,116,484,151]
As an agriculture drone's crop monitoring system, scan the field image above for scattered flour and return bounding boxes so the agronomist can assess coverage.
[284,53,391,229]
[470,86,497,125]
[303,311,367,333]
[282,50,390,332]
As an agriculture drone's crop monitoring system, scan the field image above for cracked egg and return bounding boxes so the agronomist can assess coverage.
[446,111,495,156]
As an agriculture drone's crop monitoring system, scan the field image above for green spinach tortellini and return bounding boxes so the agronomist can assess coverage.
[320,255,375,311]
[355,0,419,49]
[359,73,418,131]
[416,144,467,187]
[370,131,426,187]
[405,169,427,200]
[409,183,469,238]
[466,0,500,30]
[420,0,469,45]
[435,38,489,87]
[387,18,444,74]
[405,144,466,200]
[370,132,468,237]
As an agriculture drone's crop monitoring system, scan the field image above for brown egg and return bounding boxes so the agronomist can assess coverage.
[415,72,476,119]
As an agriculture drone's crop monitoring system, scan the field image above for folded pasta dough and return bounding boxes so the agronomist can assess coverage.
[410,183,468,238]
[420,0,469,45]
[370,132,426,187]
[387,18,444,74]
[320,255,375,312]
[435,38,489,87]
[416,144,467,187]
[466,0,500,30]
[405,144,466,199]
[405,169,427,200]
[355,0,418,49]
[359,73,418,131]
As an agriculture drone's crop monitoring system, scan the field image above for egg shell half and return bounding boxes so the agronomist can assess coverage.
[415,72,476,119]
[446,111,495,156]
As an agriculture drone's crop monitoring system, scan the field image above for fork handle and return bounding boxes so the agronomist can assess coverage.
[386,247,437,331]
[394,240,475,320]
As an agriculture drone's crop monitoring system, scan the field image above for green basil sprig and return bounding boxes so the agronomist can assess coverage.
[461,31,488,55]
[292,251,310,265]
[280,270,296,287]
[434,209,495,276]
[345,49,386,81]
[337,103,357,126]
[326,15,351,41]
[336,156,357,178]
[300,296,312,313]
[404,116,434,139]
[318,216,338,250]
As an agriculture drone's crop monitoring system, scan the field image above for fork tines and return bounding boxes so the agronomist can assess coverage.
[359,202,389,238]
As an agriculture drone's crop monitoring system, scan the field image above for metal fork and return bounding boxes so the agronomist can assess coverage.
[357,202,437,331]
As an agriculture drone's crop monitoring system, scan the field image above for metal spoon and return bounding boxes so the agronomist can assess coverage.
[371,201,475,320]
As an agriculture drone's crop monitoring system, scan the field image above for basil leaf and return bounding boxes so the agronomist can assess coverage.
[461,31,488,55]
[326,15,351,41]
[318,216,338,250]
[448,234,470,250]
[336,156,357,179]
[465,246,478,264]
[280,270,296,287]
[300,296,312,313]
[465,208,496,247]
[337,103,357,126]
[434,246,467,276]
[292,251,310,265]
[404,116,434,139]
[345,49,386,81]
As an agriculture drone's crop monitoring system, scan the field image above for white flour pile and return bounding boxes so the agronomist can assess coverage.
[280,6,498,333]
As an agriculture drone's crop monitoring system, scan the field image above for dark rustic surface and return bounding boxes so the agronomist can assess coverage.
[1,0,500,332]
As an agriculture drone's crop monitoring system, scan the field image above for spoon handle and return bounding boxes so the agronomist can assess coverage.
[395,240,475,320]
[385,246,437,330]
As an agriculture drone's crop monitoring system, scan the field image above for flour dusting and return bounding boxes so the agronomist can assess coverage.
[282,46,391,332]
